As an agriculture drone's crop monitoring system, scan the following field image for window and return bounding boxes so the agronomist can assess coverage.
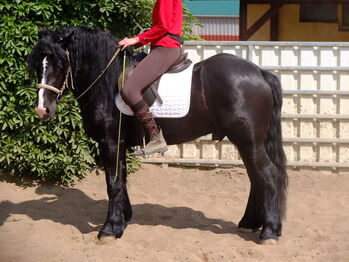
[300,3,338,23]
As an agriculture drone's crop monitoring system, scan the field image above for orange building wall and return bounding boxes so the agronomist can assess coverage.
[248,4,349,41]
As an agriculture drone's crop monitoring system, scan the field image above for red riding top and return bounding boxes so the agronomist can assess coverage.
[135,0,183,48]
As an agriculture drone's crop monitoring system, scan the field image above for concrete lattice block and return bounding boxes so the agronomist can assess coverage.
[281,73,297,90]
[163,145,181,158]
[319,146,333,162]
[300,97,315,114]
[339,74,349,90]
[319,98,336,115]
[182,143,199,159]
[339,146,349,162]
[320,49,337,67]
[339,122,349,138]
[282,120,296,138]
[300,73,317,90]
[281,49,297,66]
[260,48,278,66]
[300,48,318,66]
[202,143,218,159]
[299,145,315,162]
[284,145,295,162]
[300,121,316,138]
[339,49,349,67]
[221,144,239,160]
[283,97,296,114]
[319,121,335,139]
[320,74,336,90]
[340,98,349,114]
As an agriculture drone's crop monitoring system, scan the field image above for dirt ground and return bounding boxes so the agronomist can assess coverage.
[0,164,348,262]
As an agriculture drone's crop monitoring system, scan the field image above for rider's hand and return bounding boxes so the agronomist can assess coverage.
[118,37,140,51]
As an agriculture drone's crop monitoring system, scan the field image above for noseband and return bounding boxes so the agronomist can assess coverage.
[36,50,74,102]
[37,83,64,96]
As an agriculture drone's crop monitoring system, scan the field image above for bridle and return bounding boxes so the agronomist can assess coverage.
[36,50,74,102]
[37,47,121,102]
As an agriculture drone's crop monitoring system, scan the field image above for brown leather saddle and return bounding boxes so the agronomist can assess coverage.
[118,52,192,107]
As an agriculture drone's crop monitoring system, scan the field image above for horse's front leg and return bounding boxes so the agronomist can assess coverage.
[238,182,263,232]
[97,138,132,239]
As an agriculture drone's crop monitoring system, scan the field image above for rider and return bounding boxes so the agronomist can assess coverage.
[118,0,183,156]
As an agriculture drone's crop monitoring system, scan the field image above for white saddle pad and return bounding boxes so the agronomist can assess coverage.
[115,63,194,118]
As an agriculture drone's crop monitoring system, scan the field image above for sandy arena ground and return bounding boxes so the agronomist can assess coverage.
[0,164,348,262]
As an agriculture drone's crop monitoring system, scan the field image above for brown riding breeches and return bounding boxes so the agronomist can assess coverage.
[121,46,182,107]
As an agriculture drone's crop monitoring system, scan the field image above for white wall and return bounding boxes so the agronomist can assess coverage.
[144,41,349,170]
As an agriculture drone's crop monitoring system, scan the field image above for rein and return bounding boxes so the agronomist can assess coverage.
[114,51,127,183]
[37,47,121,102]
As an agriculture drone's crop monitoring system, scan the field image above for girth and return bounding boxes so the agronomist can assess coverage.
[118,52,192,107]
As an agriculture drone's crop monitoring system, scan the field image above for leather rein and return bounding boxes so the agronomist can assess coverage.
[37,47,121,102]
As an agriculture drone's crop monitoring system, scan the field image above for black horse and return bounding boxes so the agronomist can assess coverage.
[28,27,288,244]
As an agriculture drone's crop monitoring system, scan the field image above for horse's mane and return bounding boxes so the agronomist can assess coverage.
[29,26,134,107]
[60,27,125,105]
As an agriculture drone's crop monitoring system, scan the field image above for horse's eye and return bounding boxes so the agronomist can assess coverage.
[55,60,64,69]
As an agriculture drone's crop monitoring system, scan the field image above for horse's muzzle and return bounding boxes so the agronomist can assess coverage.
[35,107,51,121]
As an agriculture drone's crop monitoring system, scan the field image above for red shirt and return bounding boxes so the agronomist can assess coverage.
[136,0,183,48]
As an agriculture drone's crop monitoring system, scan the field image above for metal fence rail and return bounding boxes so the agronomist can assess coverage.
[144,41,349,170]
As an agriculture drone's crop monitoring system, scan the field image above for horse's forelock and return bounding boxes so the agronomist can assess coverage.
[28,40,47,79]
[28,35,68,79]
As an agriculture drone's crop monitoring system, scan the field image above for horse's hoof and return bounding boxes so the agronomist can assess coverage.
[237,227,261,233]
[260,238,279,245]
[99,235,116,245]
[238,227,254,233]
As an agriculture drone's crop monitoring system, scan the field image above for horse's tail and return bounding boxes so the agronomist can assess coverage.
[261,69,288,220]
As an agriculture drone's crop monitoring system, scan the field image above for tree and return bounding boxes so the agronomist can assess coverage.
[0,0,152,184]
[0,0,200,184]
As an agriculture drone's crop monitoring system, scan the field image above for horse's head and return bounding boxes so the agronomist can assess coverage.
[28,28,73,121]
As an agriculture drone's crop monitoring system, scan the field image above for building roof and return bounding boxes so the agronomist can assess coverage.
[184,0,240,16]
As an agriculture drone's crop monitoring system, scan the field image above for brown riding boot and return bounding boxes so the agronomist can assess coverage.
[132,100,168,157]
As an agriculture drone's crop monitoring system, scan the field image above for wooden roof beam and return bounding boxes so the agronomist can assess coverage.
[246,3,284,40]
[243,0,349,4]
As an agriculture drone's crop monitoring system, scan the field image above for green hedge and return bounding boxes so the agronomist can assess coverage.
[0,0,200,184]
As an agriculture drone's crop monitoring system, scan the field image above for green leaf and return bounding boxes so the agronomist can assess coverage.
[0,0,203,183]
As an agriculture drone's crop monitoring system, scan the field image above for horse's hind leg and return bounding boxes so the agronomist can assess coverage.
[235,141,281,244]
[97,137,132,240]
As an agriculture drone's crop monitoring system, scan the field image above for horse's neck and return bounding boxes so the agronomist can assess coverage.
[71,52,117,96]
[71,58,121,117]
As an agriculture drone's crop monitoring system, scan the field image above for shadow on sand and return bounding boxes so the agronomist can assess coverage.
[0,182,258,243]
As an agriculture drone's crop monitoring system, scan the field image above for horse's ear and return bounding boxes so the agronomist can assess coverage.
[59,31,74,49]
[38,28,49,39]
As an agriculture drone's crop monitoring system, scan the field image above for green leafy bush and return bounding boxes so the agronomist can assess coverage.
[183,3,203,41]
[0,0,199,184]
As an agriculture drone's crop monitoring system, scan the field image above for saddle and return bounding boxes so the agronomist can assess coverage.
[118,52,192,107]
